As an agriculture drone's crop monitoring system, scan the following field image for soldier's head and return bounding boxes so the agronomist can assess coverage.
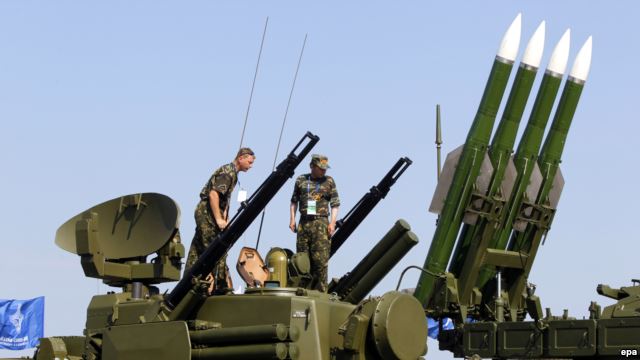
[235,147,256,172]
[310,154,330,178]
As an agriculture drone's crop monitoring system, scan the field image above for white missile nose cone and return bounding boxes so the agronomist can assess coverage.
[570,36,593,81]
[497,13,522,62]
[522,21,546,67]
[547,29,571,75]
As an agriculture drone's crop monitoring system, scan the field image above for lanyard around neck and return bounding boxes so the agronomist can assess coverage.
[306,175,320,195]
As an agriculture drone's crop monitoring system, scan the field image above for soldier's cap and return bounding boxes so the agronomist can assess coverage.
[310,154,330,169]
[236,147,255,159]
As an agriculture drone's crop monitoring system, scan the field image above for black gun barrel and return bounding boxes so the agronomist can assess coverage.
[166,132,319,309]
[329,157,412,257]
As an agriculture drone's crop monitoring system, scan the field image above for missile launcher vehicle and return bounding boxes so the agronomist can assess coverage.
[414,13,640,360]
[28,132,427,360]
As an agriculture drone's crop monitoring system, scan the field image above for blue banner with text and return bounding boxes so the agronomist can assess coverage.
[0,297,44,350]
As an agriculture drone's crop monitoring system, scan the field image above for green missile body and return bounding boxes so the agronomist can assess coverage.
[414,14,522,307]
[449,21,546,278]
[499,37,592,308]
[509,36,592,255]
[475,29,572,288]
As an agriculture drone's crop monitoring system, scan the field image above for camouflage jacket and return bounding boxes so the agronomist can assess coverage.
[291,174,340,217]
[199,162,238,213]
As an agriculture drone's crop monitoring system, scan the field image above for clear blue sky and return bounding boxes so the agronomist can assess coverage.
[1,1,638,358]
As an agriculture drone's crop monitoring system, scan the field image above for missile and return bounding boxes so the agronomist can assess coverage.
[493,37,592,306]
[475,29,572,288]
[414,14,522,307]
[510,35,593,254]
[449,21,546,278]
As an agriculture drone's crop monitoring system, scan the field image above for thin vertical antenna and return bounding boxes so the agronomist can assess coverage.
[271,34,308,169]
[436,104,442,179]
[238,17,269,149]
[255,34,308,250]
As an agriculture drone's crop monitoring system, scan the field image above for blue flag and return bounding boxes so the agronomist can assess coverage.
[0,297,44,350]
[426,317,454,339]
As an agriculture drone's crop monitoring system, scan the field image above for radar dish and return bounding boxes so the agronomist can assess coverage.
[55,193,180,259]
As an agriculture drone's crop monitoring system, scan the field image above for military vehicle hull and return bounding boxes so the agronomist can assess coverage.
[31,288,427,360]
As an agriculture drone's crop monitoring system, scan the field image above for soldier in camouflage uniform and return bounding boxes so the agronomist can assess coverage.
[289,154,340,292]
[186,147,255,294]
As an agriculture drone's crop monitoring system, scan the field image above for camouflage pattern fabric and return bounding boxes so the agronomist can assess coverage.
[296,217,330,292]
[185,201,230,291]
[290,174,340,217]
[310,154,330,169]
[199,162,238,211]
[185,162,238,292]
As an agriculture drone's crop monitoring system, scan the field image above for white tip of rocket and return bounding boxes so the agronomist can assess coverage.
[569,36,593,82]
[547,29,571,75]
[497,13,522,61]
[522,21,545,67]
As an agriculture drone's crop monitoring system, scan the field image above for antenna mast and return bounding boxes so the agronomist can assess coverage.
[238,17,269,149]
[255,34,308,250]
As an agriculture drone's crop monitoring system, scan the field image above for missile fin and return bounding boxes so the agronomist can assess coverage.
[513,162,543,231]
[429,146,463,214]
[501,156,518,201]
[526,161,543,203]
[547,167,565,209]
[462,152,495,225]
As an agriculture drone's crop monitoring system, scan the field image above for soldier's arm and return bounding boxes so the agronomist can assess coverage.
[208,190,227,229]
[289,177,302,233]
[328,206,339,235]
[328,177,340,234]
[289,202,298,233]
[328,177,340,208]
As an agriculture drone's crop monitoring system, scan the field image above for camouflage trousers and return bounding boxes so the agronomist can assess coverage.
[296,217,330,292]
[185,200,229,292]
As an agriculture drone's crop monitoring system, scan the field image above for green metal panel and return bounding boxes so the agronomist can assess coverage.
[85,293,128,330]
[497,321,543,358]
[463,322,497,358]
[597,317,640,356]
[196,292,293,327]
[545,319,596,357]
[35,336,85,359]
[101,321,191,360]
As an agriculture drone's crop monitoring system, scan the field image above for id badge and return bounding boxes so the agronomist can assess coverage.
[307,200,317,215]
[237,190,247,202]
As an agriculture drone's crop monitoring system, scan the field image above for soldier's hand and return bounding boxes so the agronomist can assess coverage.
[205,273,214,295]
[289,220,297,233]
[328,222,336,235]
[216,218,228,230]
